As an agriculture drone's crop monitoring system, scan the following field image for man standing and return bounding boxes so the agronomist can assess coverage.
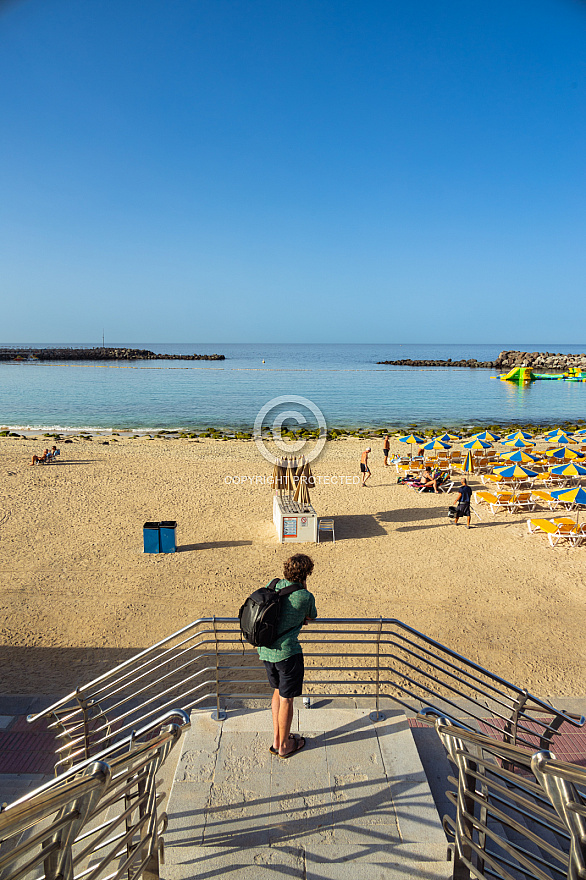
[258,554,317,758]
[360,447,372,486]
[383,434,390,467]
[453,478,473,528]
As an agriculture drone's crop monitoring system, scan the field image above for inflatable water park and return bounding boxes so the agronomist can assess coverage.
[496,365,586,384]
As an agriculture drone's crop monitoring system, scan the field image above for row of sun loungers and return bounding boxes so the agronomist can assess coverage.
[472,490,585,547]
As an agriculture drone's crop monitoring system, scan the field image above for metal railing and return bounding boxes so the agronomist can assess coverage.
[0,710,189,880]
[27,618,584,771]
[419,710,586,880]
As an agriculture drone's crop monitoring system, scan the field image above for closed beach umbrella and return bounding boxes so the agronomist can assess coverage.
[399,433,424,458]
[503,438,535,448]
[462,438,492,450]
[471,430,501,442]
[463,450,474,474]
[550,485,586,523]
[546,446,584,461]
[284,458,296,494]
[499,449,539,463]
[293,461,312,505]
[505,431,533,441]
[423,439,452,451]
[493,464,538,479]
[550,462,586,477]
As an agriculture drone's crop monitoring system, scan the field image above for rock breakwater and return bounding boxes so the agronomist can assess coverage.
[377,350,586,371]
[0,347,225,362]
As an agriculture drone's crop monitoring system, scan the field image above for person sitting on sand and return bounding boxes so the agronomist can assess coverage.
[46,445,59,462]
[30,449,49,466]
[360,447,371,486]
[419,466,440,493]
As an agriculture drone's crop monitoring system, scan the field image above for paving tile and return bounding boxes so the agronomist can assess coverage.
[376,716,448,858]
[162,844,304,879]
[204,730,272,847]
[269,732,332,844]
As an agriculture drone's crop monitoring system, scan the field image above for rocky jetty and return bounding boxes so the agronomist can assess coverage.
[0,348,225,362]
[492,350,586,371]
[377,350,586,371]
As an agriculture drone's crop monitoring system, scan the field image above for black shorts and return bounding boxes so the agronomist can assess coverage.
[456,501,471,517]
[383,448,389,458]
[360,463,369,473]
[263,653,304,698]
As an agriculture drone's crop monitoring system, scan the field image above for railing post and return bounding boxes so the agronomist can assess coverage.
[369,618,385,722]
[44,762,111,880]
[211,617,227,721]
[532,751,586,880]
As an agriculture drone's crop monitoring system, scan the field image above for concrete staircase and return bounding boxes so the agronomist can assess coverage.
[163,707,451,879]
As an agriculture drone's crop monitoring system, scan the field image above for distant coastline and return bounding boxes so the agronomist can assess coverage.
[0,347,225,362]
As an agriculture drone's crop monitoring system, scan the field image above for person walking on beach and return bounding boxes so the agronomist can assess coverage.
[360,447,371,486]
[383,434,390,466]
[453,478,473,528]
[258,554,317,758]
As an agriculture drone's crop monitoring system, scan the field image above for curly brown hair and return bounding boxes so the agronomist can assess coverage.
[283,553,314,584]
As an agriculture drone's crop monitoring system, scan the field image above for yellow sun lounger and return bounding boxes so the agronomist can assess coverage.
[547,523,586,548]
[527,516,574,535]
[530,490,561,510]
[474,491,514,513]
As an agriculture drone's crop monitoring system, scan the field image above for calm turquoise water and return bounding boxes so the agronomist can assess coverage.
[1,343,585,431]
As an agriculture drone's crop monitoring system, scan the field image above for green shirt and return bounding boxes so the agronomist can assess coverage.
[257,578,317,663]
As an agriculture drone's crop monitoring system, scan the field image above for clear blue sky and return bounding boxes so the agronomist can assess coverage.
[1,0,585,344]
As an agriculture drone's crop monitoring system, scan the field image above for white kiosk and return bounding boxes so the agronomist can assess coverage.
[271,456,318,543]
[273,495,318,543]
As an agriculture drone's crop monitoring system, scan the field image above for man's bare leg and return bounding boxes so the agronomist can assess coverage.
[271,688,281,751]
[277,695,295,755]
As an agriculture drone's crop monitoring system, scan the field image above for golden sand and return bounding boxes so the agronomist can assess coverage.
[0,436,584,697]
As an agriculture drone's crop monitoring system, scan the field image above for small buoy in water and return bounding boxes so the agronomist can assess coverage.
[262,359,265,363]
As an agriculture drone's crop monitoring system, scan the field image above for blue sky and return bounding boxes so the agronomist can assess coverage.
[1,0,585,343]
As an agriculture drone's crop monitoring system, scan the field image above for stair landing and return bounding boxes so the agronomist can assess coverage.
[163,707,451,879]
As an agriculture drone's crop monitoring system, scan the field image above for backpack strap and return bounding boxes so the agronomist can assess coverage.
[268,580,307,641]
[276,581,305,597]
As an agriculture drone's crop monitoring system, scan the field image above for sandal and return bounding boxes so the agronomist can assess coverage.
[270,734,302,755]
[279,735,306,758]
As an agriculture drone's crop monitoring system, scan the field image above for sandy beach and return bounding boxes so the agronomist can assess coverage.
[0,435,584,699]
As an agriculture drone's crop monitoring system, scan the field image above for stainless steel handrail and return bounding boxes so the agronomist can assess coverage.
[28,618,584,772]
[419,710,586,880]
[0,710,190,880]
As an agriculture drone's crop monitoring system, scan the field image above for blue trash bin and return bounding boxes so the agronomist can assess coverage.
[143,522,160,553]
[160,521,177,553]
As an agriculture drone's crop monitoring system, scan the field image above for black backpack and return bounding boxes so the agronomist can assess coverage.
[239,579,305,648]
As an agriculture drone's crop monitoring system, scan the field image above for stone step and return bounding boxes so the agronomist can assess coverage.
[163,707,451,879]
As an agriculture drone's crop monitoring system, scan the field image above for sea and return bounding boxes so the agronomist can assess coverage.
[1,343,585,433]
